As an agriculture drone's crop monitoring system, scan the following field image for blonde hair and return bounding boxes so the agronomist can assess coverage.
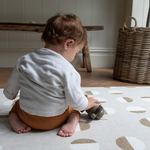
[41,13,87,46]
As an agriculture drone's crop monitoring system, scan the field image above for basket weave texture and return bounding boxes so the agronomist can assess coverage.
[113,16,150,84]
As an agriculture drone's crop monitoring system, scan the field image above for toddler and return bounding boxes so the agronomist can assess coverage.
[3,13,100,137]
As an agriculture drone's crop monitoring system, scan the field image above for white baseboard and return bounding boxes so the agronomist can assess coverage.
[72,48,115,68]
[0,48,116,68]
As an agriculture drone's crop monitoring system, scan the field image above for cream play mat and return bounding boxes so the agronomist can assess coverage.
[0,86,150,150]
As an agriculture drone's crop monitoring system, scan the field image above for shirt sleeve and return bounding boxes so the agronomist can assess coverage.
[63,70,88,111]
[3,60,20,100]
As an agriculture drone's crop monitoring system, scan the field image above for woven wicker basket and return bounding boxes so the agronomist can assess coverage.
[113,16,150,84]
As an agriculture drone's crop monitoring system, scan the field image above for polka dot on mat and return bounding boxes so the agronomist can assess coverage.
[109,90,123,94]
[126,106,146,113]
[116,136,145,150]
[94,97,106,103]
[75,121,90,131]
[141,96,150,102]
[140,118,150,127]
[126,86,136,88]
[103,107,116,115]
[70,139,99,150]
[85,91,100,96]
[116,97,133,103]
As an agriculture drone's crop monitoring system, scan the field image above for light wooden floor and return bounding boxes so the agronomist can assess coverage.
[0,68,147,88]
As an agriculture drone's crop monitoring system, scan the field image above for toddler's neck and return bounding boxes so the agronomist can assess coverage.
[44,43,63,55]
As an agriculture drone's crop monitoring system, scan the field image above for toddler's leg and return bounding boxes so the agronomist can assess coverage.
[9,112,31,134]
[57,112,79,137]
[9,100,31,134]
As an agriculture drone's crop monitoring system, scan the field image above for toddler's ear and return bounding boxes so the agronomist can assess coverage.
[64,39,74,50]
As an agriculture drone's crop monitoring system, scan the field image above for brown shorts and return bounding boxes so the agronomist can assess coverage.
[9,100,81,130]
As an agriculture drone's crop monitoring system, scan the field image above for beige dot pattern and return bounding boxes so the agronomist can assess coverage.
[71,139,97,144]
[85,91,93,95]
[116,137,134,150]
[130,111,146,113]
[79,121,90,131]
[123,97,133,102]
[140,118,150,127]
[0,87,150,149]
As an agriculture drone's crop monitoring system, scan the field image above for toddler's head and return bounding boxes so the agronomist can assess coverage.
[41,13,86,46]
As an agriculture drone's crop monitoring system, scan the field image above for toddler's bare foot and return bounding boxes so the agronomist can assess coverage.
[58,113,79,137]
[9,112,31,134]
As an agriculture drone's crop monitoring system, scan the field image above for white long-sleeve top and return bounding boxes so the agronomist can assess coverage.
[3,48,88,117]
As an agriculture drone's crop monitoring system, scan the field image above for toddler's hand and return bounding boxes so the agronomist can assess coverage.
[84,97,100,110]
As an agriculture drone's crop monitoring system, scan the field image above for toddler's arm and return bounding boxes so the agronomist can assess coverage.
[84,97,100,110]
[3,63,20,100]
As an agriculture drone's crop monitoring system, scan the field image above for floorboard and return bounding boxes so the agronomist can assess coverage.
[0,68,148,88]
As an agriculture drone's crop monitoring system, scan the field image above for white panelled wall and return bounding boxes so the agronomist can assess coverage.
[0,0,148,68]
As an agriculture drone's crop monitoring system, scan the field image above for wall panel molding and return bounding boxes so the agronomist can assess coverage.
[0,47,115,52]
[0,0,128,68]
[0,48,115,68]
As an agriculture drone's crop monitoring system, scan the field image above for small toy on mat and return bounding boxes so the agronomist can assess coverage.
[84,93,105,120]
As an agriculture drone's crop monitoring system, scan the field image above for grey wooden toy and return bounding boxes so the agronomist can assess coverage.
[86,104,104,120]
[84,93,104,120]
